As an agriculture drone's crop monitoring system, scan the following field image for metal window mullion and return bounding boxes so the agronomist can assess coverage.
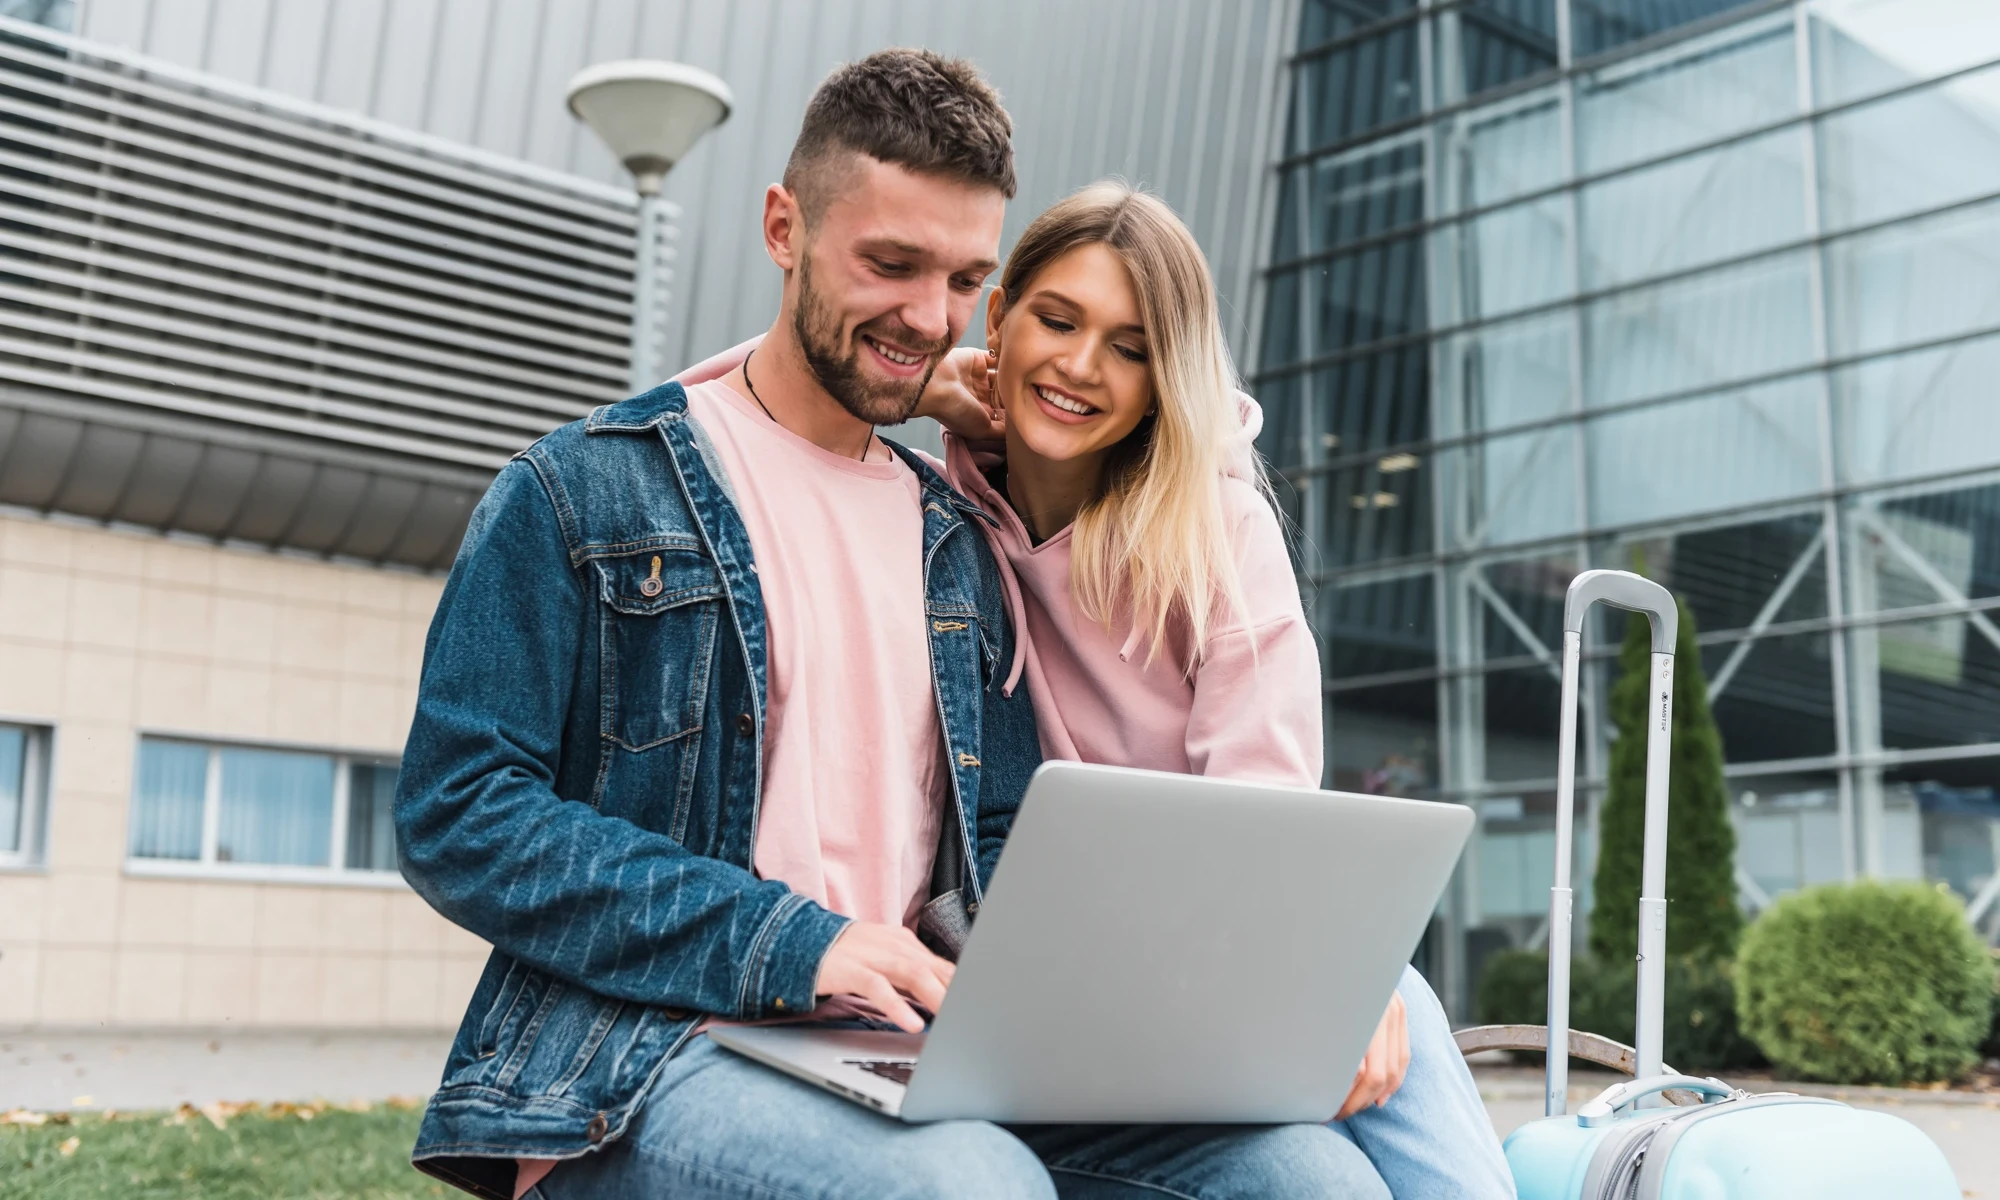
[0,54,640,248]
[0,89,637,268]
[329,757,350,873]
[0,139,636,308]
[0,337,547,452]
[0,361,510,471]
[199,746,222,867]
[0,258,621,403]
[1791,3,1861,882]
[0,282,604,421]
[0,229,628,383]
[0,311,585,436]
[0,201,633,356]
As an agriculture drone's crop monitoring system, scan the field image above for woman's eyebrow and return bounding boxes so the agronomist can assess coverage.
[1032,288,1145,335]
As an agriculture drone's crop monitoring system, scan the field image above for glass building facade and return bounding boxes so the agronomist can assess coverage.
[1256,0,2000,1014]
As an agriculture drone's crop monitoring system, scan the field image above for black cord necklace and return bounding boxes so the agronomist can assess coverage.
[741,346,869,461]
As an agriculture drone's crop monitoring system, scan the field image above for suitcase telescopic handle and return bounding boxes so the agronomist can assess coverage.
[1545,570,1678,1118]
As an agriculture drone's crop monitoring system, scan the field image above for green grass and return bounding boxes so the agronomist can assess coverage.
[0,1103,455,1200]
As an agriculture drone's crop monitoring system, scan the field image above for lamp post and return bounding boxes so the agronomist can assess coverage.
[566,60,733,394]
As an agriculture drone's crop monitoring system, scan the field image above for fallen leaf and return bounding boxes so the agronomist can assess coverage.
[57,1136,79,1157]
[0,1110,48,1126]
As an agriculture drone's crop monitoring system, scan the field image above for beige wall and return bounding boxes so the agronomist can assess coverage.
[0,510,489,1029]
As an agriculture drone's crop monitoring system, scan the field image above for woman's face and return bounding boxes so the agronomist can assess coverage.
[989,242,1155,468]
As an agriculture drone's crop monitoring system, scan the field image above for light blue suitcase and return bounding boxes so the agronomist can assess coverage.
[1488,571,1962,1200]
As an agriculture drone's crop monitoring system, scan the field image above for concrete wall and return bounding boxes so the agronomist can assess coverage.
[0,512,485,1028]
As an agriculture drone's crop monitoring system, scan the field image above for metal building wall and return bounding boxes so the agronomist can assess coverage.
[73,0,1295,376]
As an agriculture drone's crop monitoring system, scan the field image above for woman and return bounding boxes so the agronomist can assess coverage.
[915,182,1515,1200]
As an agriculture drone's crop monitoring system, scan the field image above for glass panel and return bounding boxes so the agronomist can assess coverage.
[1834,332,2000,488]
[1811,8,2000,109]
[1649,511,1829,635]
[130,739,207,862]
[1455,0,1559,98]
[345,762,400,872]
[1578,130,1805,290]
[1290,23,1424,154]
[215,746,334,867]
[1478,551,1579,661]
[1732,773,1846,901]
[1300,0,1417,50]
[1441,423,1581,550]
[1862,616,2000,752]
[1881,759,2000,944]
[1438,310,1573,435]
[1315,449,1434,567]
[1317,343,1432,454]
[1458,94,1565,211]
[1816,64,2000,235]
[1850,485,2000,618]
[1574,16,1795,176]
[1472,662,1561,782]
[1572,0,1777,64]
[1259,268,1304,371]
[1582,251,1816,410]
[0,725,22,855]
[0,1,76,32]
[1464,195,1569,317]
[1826,197,2000,360]
[1584,377,1823,528]
[1319,571,1436,680]
[1299,237,1430,355]
[1272,139,1424,263]
[1703,629,1839,762]
[1326,678,1440,796]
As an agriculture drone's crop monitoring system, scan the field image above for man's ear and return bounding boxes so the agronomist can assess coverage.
[764,184,804,272]
[984,287,1008,350]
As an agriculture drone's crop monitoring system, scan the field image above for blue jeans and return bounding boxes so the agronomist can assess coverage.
[533,968,1512,1200]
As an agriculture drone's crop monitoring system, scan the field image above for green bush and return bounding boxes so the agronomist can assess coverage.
[1473,948,1762,1072]
[1590,596,1743,967]
[1737,880,1995,1084]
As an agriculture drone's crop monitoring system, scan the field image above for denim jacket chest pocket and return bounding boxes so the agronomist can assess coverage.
[591,546,723,752]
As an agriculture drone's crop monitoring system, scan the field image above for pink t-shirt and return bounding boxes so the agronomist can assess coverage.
[515,374,944,1199]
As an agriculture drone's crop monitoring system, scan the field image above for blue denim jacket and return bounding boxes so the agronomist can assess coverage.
[395,382,1041,1198]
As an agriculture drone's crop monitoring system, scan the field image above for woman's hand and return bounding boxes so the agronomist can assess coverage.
[1335,991,1410,1119]
[914,346,1006,441]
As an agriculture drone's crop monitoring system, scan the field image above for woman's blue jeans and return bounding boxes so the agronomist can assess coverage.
[532,966,1515,1199]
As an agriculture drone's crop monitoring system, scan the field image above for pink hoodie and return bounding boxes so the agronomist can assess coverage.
[671,338,1323,788]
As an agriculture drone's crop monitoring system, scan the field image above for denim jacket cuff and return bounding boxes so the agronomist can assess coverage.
[744,893,851,1018]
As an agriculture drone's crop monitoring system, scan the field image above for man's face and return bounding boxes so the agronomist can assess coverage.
[789,157,1006,425]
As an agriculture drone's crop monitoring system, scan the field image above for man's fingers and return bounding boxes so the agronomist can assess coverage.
[862,975,926,1034]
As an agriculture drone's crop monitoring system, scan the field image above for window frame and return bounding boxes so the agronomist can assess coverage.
[125,734,408,889]
[0,721,52,871]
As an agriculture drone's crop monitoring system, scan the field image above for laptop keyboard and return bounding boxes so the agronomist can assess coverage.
[844,1058,916,1086]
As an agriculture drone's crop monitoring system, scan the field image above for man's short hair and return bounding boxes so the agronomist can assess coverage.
[784,48,1016,222]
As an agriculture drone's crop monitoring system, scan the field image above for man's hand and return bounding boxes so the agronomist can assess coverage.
[813,922,955,1034]
[914,346,1005,441]
[1336,992,1410,1120]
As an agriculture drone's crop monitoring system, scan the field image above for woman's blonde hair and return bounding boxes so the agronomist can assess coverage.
[997,182,1254,669]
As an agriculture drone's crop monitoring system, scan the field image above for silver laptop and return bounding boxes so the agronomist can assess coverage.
[709,760,1472,1123]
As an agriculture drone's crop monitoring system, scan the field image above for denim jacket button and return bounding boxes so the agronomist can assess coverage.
[586,1113,609,1143]
[736,712,754,736]
[660,1006,689,1021]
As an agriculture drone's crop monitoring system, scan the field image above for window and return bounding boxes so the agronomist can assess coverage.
[0,723,50,867]
[128,738,403,881]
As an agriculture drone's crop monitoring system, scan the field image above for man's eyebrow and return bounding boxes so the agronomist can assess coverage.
[856,238,998,274]
[1031,287,1146,335]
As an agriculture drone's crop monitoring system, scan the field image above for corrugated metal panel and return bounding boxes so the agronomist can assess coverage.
[75,0,1292,370]
[0,14,669,567]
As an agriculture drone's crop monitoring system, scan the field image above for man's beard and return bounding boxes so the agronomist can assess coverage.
[793,254,950,426]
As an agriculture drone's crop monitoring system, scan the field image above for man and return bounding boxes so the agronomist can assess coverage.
[399,49,1500,1200]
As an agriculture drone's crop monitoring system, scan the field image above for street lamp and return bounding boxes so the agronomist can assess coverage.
[566,60,734,393]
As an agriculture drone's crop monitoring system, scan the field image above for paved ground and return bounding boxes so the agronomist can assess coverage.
[5,1031,1997,1193]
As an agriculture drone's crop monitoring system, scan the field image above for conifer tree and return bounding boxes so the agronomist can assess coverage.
[1588,593,1743,965]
